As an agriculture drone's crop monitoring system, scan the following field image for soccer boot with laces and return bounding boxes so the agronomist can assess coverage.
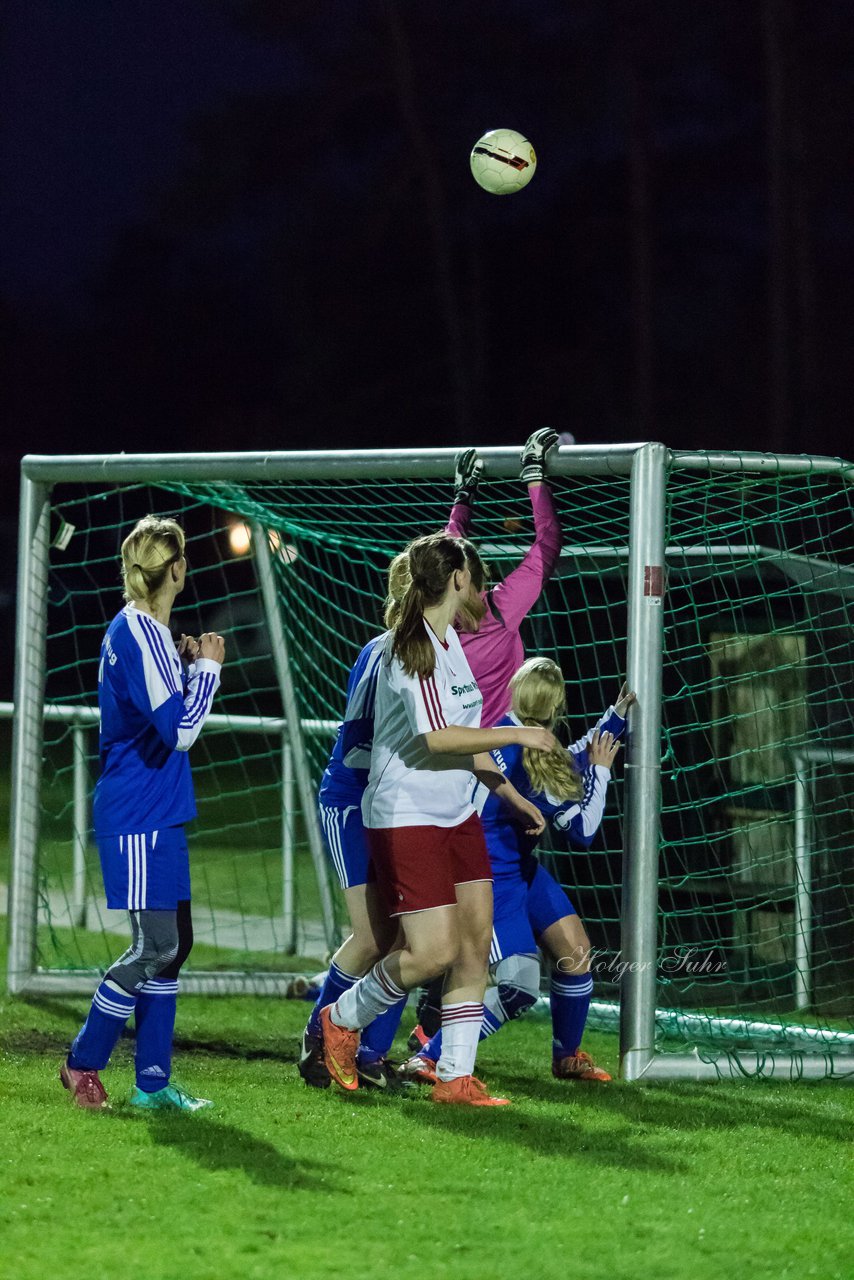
[399,1053,439,1086]
[552,1050,612,1082]
[60,1061,109,1110]
[355,1055,409,1092]
[298,1028,331,1089]
[431,1075,511,1107]
[319,1005,359,1091]
[129,1083,214,1111]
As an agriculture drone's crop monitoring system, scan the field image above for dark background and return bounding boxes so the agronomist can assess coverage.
[2,0,853,693]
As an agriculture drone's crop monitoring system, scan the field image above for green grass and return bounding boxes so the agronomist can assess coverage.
[2,983,853,1280]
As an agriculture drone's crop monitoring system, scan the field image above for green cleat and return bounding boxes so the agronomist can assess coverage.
[129,1083,214,1112]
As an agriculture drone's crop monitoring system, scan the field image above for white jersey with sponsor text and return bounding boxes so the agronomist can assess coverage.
[362,622,483,829]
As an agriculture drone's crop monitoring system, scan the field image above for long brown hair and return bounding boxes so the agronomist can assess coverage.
[121,516,185,605]
[509,657,582,802]
[391,532,485,678]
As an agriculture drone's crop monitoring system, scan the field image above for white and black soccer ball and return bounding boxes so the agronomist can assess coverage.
[469,128,537,195]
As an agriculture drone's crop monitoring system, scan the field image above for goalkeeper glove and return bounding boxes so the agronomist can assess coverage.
[520,427,559,484]
[453,447,483,506]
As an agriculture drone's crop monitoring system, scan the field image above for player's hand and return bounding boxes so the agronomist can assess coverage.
[505,791,547,837]
[453,447,483,506]
[520,428,559,484]
[615,682,637,718]
[589,728,621,769]
[198,632,226,664]
[517,726,560,753]
[176,633,200,664]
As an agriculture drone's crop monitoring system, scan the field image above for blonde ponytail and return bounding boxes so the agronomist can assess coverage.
[121,516,185,605]
[510,657,582,803]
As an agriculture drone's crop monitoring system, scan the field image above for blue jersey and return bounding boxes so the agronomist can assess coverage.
[93,605,221,837]
[476,707,626,877]
[317,635,384,809]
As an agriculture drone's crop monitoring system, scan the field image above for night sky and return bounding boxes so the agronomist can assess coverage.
[1,0,853,663]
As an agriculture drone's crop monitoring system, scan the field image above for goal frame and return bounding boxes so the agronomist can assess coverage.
[8,443,854,1081]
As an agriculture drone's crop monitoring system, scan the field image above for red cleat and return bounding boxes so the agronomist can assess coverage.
[552,1050,612,1082]
[400,1053,438,1085]
[432,1074,511,1107]
[319,1005,359,1091]
[60,1061,109,1110]
[407,1023,430,1053]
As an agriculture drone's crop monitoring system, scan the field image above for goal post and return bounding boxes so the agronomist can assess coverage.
[7,444,854,1082]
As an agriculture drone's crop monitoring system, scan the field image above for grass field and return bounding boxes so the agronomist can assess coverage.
[2,957,853,1280]
[2,731,853,1279]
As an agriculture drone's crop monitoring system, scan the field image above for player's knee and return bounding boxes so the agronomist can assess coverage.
[494,953,540,1021]
[496,981,538,1021]
[413,937,457,980]
[559,940,591,975]
[145,938,179,980]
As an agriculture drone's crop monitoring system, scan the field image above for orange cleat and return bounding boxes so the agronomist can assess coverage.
[400,1054,439,1085]
[319,1005,359,1091]
[60,1061,110,1110]
[552,1050,612,1082]
[432,1074,511,1107]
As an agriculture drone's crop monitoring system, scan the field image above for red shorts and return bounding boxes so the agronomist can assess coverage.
[366,813,492,917]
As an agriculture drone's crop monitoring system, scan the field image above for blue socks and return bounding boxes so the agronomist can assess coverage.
[134,977,179,1092]
[68,979,137,1071]
[416,972,594,1065]
[358,996,407,1064]
[550,971,593,1059]
[306,961,359,1037]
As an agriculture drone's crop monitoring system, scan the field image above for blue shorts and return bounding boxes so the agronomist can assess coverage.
[98,826,191,911]
[489,860,575,964]
[318,802,370,891]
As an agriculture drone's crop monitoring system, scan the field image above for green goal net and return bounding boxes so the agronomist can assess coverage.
[7,448,854,1076]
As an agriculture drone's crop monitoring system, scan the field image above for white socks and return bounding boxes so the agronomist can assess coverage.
[437,1002,484,1082]
[332,960,407,1032]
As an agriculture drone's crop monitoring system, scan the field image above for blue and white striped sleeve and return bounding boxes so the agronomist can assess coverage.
[124,610,220,751]
[568,707,626,772]
[549,764,612,848]
[175,658,221,750]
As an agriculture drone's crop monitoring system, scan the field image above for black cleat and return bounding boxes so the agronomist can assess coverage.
[298,1029,331,1089]
[355,1056,410,1092]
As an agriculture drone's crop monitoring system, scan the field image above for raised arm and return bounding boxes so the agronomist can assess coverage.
[550,730,622,848]
[446,447,482,539]
[569,685,635,770]
[490,432,562,629]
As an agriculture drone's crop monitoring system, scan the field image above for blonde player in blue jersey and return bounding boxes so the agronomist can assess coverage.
[60,516,224,1111]
[404,658,635,1085]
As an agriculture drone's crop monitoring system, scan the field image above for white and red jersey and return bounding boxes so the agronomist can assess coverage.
[362,621,484,829]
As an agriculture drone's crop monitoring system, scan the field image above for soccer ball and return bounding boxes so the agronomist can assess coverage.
[470,129,537,195]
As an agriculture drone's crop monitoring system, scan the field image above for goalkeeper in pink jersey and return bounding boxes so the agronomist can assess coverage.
[411,428,563,1050]
[447,428,562,728]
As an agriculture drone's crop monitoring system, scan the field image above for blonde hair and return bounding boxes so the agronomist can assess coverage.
[384,551,411,629]
[121,516,185,605]
[509,657,581,802]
